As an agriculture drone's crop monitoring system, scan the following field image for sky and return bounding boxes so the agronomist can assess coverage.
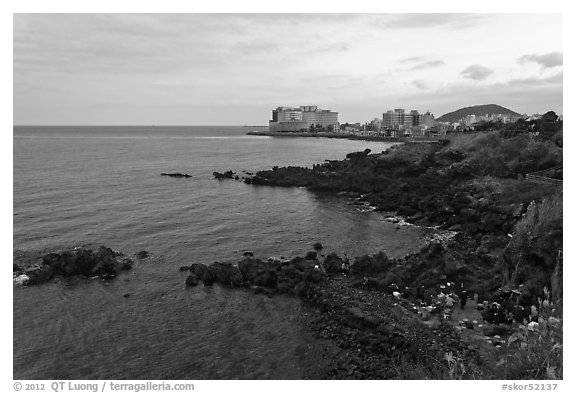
[13,13,563,125]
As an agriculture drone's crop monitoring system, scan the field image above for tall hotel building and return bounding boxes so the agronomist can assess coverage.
[269,106,339,132]
[382,109,435,129]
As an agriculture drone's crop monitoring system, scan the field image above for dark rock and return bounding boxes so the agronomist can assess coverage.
[238,257,277,287]
[185,273,199,287]
[350,252,393,276]
[178,266,190,272]
[242,251,254,257]
[209,262,243,286]
[189,263,215,284]
[462,320,474,329]
[276,264,304,293]
[136,250,150,259]
[323,253,347,274]
[13,263,22,273]
[161,173,192,178]
[305,251,317,260]
[24,265,54,285]
[213,170,235,180]
[303,267,325,284]
[313,242,323,250]
[123,293,130,298]
[41,246,132,280]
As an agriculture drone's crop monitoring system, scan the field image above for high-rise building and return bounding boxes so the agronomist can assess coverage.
[422,111,435,127]
[269,106,339,132]
[382,108,425,129]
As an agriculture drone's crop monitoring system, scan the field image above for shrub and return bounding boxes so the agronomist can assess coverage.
[502,192,563,304]
[442,132,562,178]
[498,288,562,379]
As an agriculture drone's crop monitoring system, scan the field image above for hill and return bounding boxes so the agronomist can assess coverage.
[437,104,521,123]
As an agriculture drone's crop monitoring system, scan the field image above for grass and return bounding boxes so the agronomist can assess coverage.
[499,288,563,379]
[442,131,562,178]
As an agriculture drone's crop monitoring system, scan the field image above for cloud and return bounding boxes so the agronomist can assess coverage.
[460,65,494,81]
[378,14,487,29]
[518,52,563,68]
[507,71,563,87]
[410,60,445,70]
[399,56,427,63]
[411,80,428,89]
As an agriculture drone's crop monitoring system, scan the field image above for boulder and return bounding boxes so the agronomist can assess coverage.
[350,252,393,276]
[276,265,304,293]
[238,257,278,287]
[313,242,323,251]
[237,257,267,281]
[13,274,30,286]
[303,267,325,284]
[189,263,215,285]
[209,262,243,286]
[213,170,235,180]
[135,250,150,259]
[24,265,54,285]
[323,253,347,274]
[305,251,317,260]
[185,273,199,286]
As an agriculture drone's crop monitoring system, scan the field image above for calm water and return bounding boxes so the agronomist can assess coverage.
[13,126,437,379]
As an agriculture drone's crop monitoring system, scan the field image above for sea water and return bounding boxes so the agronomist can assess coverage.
[13,126,436,379]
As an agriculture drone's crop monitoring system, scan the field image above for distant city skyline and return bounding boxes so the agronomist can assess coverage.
[14,13,563,125]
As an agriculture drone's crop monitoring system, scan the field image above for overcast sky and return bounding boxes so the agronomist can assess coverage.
[13,13,563,125]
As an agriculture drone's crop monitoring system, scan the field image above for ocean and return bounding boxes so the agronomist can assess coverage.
[13,126,439,379]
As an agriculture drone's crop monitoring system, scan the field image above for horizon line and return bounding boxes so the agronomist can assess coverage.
[13,124,271,127]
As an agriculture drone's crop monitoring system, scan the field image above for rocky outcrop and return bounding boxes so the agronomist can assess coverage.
[14,246,133,286]
[42,246,133,279]
[185,273,199,286]
[24,265,54,285]
[208,262,244,286]
[189,263,216,284]
[183,255,326,294]
[238,257,276,287]
[322,253,348,274]
[161,173,192,178]
[212,170,235,180]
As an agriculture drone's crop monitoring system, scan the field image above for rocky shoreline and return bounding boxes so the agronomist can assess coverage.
[215,131,562,379]
[241,137,562,301]
[176,242,504,378]
[14,131,562,379]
